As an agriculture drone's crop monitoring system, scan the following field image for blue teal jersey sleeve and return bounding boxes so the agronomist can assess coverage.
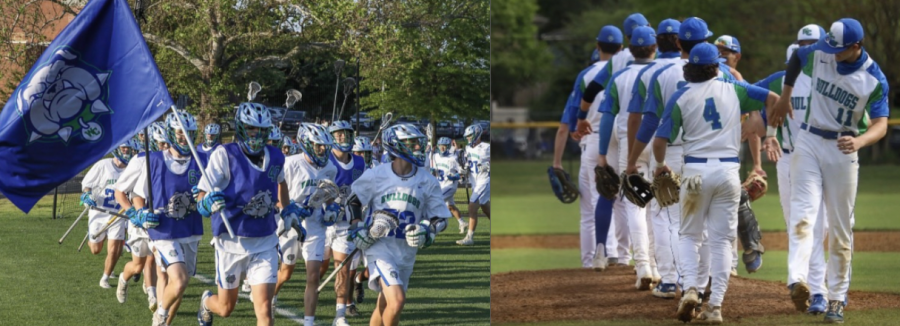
[560,91,579,130]
[598,113,615,155]
[730,80,770,113]
[796,44,816,68]
[865,62,891,119]
[753,70,786,92]
[656,86,691,140]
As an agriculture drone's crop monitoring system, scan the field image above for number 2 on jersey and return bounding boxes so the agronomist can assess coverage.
[103,188,120,210]
[703,98,722,130]
[383,208,417,238]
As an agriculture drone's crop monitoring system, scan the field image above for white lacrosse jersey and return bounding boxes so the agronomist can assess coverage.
[465,142,490,183]
[82,158,125,222]
[657,79,769,158]
[283,154,337,238]
[352,163,450,265]
[796,46,890,134]
[431,151,462,191]
[114,153,150,240]
[599,62,653,138]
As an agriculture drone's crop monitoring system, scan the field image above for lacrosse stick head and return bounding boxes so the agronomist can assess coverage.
[334,60,345,75]
[308,179,341,208]
[369,210,400,239]
[426,123,434,141]
[285,89,302,109]
[342,78,357,96]
[248,81,262,101]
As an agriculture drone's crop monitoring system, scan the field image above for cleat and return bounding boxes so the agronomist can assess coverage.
[347,304,360,317]
[608,257,619,265]
[730,267,739,277]
[99,278,112,289]
[333,317,351,326]
[824,300,844,323]
[116,279,128,303]
[635,264,652,291]
[592,244,608,272]
[133,273,142,283]
[355,282,365,303]
[808,294,827,315]
[148,291,158,312]
[456,235,474,246]
[652,283,677,299]
[694,304,723,324]
[742,250,763,273]
[271,295,277,308]
[458,219,468,234]
[677,287,699,323]
[152,312,167,326]
[789,282,811,312]
[652,268,661,285]
[241,282,251,293]
[198,290,214,326]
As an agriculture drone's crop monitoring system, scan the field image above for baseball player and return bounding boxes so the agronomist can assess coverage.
[113,138,160,312]
[196,103,296,326]
[768,18,890,323]
[457,124,490,246]
[596,25,658,290]
[432,137,467,233]
[754,24,832,315]
[653,43,778,323]
[81,140,137,289]
[129,110,206,326]
[554,24,622,269]
[350,123,452,326]
[325,120,367,324]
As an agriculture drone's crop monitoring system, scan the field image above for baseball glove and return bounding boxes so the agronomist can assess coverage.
[594,164,620,200]
[622,173,654,208]
[651,172,681,207]
[742,172,768,202]
[548,167,579,204]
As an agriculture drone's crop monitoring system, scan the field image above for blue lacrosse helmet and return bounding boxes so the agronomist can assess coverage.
[113,138,141,165]
[235,102,273,155]
[149,121,168,152]
[328,120,354,152]
[437,137,452,156]
[164,110,199,156]
[382,123,427,167]
[204,123,221,147]
[464,124,483,147]
[268,126,285,148]
[297,123,333,167]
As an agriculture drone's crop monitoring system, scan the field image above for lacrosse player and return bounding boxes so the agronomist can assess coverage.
[197,123,222,157]
[149,121,170,152]
[113,138,160,312]
[457,124,490,246]
[323,120,367,323]
[281,136,296,156]
[352,136,377,169]
[197,103,298,326]
[271,123,338,326]
[349,123,452,326]
[128,110,206,326]
[433,137,467,233]
[81,139,139,289]
[268,126,285,148]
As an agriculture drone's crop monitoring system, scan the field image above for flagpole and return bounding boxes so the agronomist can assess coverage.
[134,0,154,216]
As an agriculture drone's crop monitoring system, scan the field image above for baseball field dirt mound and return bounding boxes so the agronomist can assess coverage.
[491,265,900,324]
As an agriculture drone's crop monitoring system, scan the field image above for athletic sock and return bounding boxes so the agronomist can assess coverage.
[336,303,347,317]
[304,316,315,326]
[467,230,474,237]
[156,307,168,317]
[148,286,157,297]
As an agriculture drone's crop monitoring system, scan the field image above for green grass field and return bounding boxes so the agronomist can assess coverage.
[0,192,489,325]
[494,161,900,234]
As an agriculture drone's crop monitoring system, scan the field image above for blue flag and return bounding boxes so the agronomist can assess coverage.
[0,0,173,213]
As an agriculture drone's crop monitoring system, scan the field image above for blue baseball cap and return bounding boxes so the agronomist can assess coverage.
[630,26,657,46]
[657,19,681,35]
[816,18,864,54]
[688,43,720,65]
[596,25,623,44]
[714,35,741,53]
[623,13,650,37]
[679,17,714,41]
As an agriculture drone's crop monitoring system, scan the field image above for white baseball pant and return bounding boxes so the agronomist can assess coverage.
[778,150,829,296]
[578,133,600,268]
[618,135,650,267]
[649,145,683,285]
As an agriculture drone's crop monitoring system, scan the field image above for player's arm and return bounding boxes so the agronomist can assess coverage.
[578,61,613,133]
[596,84,618,168]
[553,92,579,168]
[770,48,814,126]
[651,89,685,177]
[840,74,891,153]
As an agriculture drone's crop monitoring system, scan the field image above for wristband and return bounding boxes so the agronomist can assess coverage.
[657,161,667,168]
[577,109,588,120]
[766,126,777,138]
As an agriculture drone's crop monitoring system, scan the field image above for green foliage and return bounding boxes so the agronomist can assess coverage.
[491,0,552,105]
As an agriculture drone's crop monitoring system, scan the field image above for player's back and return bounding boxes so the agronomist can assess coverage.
[608,63,651,137]
[671,79,747,158]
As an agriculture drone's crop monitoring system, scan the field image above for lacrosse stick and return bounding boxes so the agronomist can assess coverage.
[331,60,346,121]
[59,206,89,244]
[279,179,341,237]
[170,105,236,238]
[248,81,262,101]
[369,112,394,146]
[91,207,129,240]
[278,89,303,126]
[426,123,435,171]
[337,77,357,119]
[317,248,359,293]
[78,230,90,251]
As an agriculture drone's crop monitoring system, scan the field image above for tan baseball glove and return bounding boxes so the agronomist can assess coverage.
[651,172,681,207]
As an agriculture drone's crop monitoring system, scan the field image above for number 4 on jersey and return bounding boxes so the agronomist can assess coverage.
[703,98,722,130]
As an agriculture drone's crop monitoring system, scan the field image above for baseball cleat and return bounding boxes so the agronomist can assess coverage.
[808,294,826,315]
[789,282,811,312]
[456,235,474,246]
[592,244,608,272]
[824,300,844,323]
[198,290,214,326]
[458,219,468,234]
[347,304,360,317]
[677,287,699,323]
[730,267,739,277]
[743,250,763,273]
[607,257,619,265]
[694,304,723,324]
[116,278,128,303]
[652,283,677,299]
[652,268,661,285]
[635,264,652,291]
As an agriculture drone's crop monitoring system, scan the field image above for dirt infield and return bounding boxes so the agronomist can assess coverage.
[492,231,900,252]
[491,265,900,324]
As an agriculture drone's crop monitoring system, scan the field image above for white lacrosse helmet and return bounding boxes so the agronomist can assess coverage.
[328,120,354,152]
[297,123,333,167]
[204,123,221,147]
[149,121,168,151]
[268,126,284,148]
[235,102,273,155]
[464,124,483,147]
[113,138,141,165]
[382,123,427,167]
[164,110,199,156]
[352,136,374,165]
[437,137,453,156]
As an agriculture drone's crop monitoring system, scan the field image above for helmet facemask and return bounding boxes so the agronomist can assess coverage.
[166,127,196,156]
[331,129,353,152]
[237,122,270,155]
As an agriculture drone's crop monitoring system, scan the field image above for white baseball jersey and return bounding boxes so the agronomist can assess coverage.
[580,60,609,134]
[283,154,338,238]
[753,70,813,151]
[82,158,125,221]
[600,62,653,138]
[632,56,685,115]
[431,151,462,191]
[465,142,490,183]
[352,163,451,264]
[796,46,890,134]
[657,79,769,158]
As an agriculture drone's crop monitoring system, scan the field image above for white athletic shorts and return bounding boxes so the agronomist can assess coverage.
[441,185,458,206]
[277,233,301,266]
[88,216,127,243]
[368,257,414,293]
[330,230,360,270]
[126,225,152,257]
[214,247,279,290]
[153,239,199,275]
[301,234,326,262]
[470,179,490,205]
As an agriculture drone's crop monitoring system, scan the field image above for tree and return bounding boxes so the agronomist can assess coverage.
[491,0,551,106]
